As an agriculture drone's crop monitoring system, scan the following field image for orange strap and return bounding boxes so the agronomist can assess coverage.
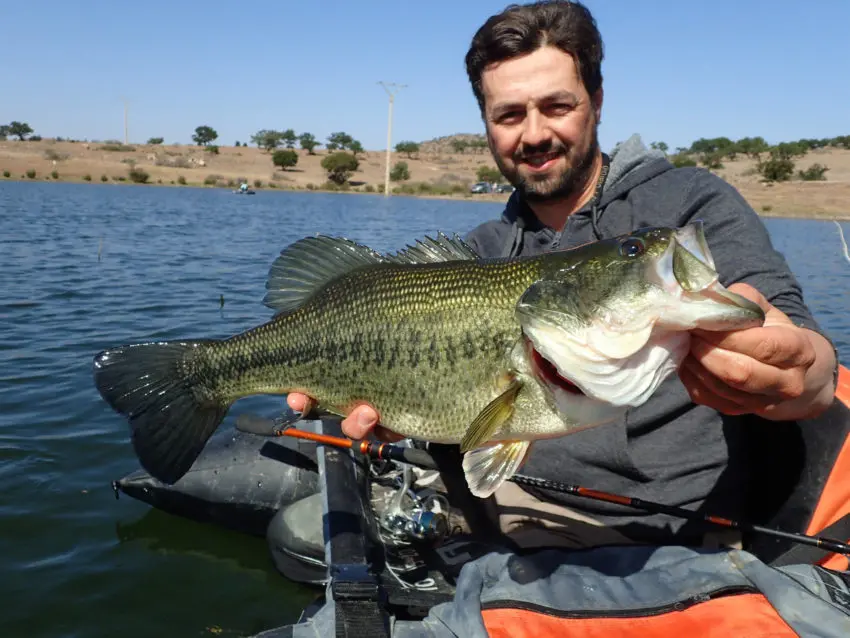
[482,593,796,638]
[807,365,850,570]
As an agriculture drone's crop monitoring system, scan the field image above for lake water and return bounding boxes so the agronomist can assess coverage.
[1,181,848,638]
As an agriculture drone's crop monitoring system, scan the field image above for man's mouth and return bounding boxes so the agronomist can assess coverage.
[521,151,562,171]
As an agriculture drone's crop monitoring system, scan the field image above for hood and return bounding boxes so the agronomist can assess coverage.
[500,134,673,230]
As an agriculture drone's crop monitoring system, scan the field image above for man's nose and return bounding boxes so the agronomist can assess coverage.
[520,109,551,149]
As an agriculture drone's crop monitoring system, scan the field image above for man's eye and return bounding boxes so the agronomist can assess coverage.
[496,111,523,124]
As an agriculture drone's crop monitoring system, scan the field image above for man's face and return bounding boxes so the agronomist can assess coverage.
[481,45,601,202]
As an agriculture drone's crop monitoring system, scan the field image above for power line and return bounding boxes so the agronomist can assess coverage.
[378,82,407,196]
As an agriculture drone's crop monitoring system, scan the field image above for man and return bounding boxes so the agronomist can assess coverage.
[288,0,838,547]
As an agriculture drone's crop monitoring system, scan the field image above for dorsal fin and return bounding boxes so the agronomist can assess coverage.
[386,232,479,264]
[263,235,385,314]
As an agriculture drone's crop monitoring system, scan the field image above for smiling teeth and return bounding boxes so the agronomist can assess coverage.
[526,154,558,167]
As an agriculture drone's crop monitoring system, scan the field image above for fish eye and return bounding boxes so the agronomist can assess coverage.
[619,238,645,258]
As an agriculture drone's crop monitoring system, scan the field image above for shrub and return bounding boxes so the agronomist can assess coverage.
[669,154,698,168]
[155,156,192,168]
[797,163,829,181]
[272,149,298,170]
[363,184,375,193]
[758,155,794,182]
[83,174,92,181]
[2,170,9,178]
[99,144,135,152]
[253,179,263,188]
[43,149,69,161]
[26,169,36,179]
[389,161,410,182]
[321,152,359,184]
[51,170,59,179]
[101,174,108,182]
[204,174,223,185]
[128,168,150,184]
[762,205,773,212]
[476,165,503,183]
[206,145,220,155]
[177,175,187,185]
[147,137,164,145]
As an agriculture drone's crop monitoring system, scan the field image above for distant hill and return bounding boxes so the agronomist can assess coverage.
[419,133,487,155]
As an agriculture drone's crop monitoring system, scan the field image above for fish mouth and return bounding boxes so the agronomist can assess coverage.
[524,335,585,396]
[654,222,765,329]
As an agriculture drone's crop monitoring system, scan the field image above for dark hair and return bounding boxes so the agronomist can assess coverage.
[465,1,604,114]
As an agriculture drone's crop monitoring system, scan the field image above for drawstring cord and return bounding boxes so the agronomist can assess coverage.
[589,155,610,240]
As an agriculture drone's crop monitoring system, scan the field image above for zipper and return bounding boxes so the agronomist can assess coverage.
[481,585,759,619]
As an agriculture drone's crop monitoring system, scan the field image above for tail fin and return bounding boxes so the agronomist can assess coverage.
[92,340,229,484]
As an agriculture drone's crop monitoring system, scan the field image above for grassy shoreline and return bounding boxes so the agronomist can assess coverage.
[2,139,848,220]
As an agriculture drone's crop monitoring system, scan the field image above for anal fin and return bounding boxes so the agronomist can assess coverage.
[462,440,531,498]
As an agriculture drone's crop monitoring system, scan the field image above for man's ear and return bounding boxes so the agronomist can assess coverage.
[592,88,603,122]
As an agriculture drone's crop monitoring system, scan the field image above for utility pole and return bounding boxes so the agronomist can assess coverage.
[378,81,406,196]
[121,97,129,145]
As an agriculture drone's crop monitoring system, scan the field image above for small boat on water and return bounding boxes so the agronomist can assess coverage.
[111,366,850,637]
[233,189,256,195]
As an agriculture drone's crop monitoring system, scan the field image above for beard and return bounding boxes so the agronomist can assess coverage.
[492,125,600,203]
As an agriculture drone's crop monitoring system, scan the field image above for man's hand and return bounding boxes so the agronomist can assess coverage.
[286,393,396,440]
[679,283,837,421]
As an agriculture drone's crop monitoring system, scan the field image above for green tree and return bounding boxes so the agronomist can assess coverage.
[451,140,468,154]
[700,152,724,170]
[147,137,164,145]
[281,129,297,148]
[772,142,807,159]
[8,121,34,141]
[476,165,503,183]
[272,149,299,170]
[688,136,734,156]
[321,151,359,184]
[395,141,420,158]
[349,140,364,157]
[299,132,319,154]
[252,129,284,152]
[650,141,669,153]
[735,137,769,159]
[327,132,354,151]
[192,125,218,146]
[0,125,8,140]
[389,161,410,181]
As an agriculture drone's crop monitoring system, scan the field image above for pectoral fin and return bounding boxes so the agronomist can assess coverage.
[462,440,531,498]
[460,378,523,453]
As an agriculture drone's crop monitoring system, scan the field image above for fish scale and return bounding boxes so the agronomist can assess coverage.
[206,258,542,442]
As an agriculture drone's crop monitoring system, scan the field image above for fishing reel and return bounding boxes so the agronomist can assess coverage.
[382,498,450,542]
[372,444,450,544]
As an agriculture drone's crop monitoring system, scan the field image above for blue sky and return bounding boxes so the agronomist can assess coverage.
[2,0,848,152]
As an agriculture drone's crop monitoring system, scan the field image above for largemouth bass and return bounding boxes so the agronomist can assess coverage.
[93,222,764,497]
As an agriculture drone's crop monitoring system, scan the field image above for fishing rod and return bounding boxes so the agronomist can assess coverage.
[235,416,850,557]
[236,414,438,469]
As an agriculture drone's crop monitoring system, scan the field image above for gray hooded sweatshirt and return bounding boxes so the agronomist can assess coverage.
[464,135,828,541]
